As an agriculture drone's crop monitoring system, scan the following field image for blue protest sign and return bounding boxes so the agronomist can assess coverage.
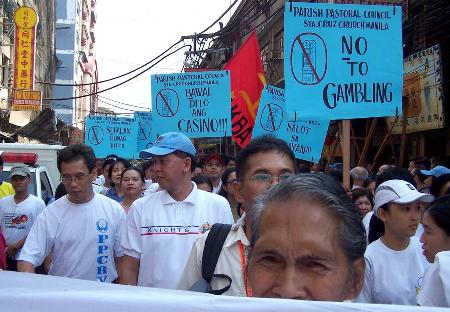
[252,85,329,162]
[284,3,403,120]
[151,71,231,138]
[286,114,329,163]
[252,85,287,139]
[134,111,155,158]
[85,115,138,158]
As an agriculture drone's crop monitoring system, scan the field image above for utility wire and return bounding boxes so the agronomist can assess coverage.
[44,44,189,101]
[199,0,240,34]
[37,39,183,87]
[37,0,242,88]
[97,95,149,110]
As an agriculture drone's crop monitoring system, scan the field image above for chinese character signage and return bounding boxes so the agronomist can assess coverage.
[12,6,40,110]
[387,45,445,134]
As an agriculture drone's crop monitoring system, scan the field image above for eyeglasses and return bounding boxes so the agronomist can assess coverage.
[248,173,293,184]
[226,178,237,185]
[61,173,91,183]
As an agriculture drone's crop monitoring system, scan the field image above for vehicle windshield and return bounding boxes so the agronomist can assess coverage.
[0,171,37,196]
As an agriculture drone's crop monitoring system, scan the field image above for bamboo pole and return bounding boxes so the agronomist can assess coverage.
[358,118,377,167]
[370,115,399,172]
[342,120,351,189]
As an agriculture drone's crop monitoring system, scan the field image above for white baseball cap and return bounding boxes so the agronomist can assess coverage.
[374,179,434,214]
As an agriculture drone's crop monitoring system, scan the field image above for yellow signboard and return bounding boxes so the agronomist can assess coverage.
[13,6,40,110]
[387,45,445,134]
[12,90,42,110]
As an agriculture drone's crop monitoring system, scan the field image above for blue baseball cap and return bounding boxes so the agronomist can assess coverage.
[139,132,196,159]
[420,166,450,178]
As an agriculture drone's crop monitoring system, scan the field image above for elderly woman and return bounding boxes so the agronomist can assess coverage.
[247,173,366,301]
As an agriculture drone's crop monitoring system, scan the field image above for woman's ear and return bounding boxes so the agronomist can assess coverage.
[377,207,388,223]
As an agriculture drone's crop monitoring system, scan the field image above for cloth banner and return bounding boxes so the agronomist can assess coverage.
[223,31,266,147]
[0,272,447,312]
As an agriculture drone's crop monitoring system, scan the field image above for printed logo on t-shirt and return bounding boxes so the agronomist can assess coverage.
[96,219,109,233]
[96,218,109,282]
[141,224,210,236]
[3,213,28,229]
[415,276,424,295]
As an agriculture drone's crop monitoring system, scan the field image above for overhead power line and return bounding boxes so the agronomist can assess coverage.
[44,44,189,101]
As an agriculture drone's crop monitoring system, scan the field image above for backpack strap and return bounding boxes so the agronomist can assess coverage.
[201,223,232,294]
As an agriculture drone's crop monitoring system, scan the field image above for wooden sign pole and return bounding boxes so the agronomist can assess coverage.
[358,118,377,167]
[342,120,351,189]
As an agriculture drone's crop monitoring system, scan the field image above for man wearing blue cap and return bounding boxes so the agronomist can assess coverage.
[420,166,450,192]
[121,132,233,289]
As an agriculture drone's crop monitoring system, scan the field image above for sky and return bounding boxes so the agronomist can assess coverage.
[95,0,238,115]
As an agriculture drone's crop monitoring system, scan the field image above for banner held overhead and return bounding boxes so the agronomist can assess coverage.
[151,71,231,138]
[252,85,329,163]
[284,3,403,120]
[134,111,154,158]
[85,116,138,158]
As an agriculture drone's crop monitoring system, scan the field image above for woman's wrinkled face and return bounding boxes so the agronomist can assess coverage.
[248,198,364,301]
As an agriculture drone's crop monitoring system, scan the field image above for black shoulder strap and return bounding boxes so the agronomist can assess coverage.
[202,223,232,282]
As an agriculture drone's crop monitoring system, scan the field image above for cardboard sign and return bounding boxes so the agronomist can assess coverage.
[151,71,231,138]
[134,111,155,157]
[284,3,403,120]
[85,116,137,158]
[253,85,329,162]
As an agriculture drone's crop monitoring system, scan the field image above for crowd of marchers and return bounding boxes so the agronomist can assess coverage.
[0,132,449,307]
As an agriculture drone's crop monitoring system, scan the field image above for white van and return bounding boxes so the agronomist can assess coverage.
[0,144,65,204]
[0,143,64,185]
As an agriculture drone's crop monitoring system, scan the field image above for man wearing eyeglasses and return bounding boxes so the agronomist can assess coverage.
[17,144,126,283]
[178,135,296,296]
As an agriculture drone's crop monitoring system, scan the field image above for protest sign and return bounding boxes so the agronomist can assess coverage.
[253,85,329,163]
[284,3,403,120]
[85,115,137,158]
[252,85,287,139]
[134,111,155,157]
[151,71,231,138]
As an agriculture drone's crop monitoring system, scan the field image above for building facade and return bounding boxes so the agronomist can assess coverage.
[0,0,57,131]
[52,0,98,127]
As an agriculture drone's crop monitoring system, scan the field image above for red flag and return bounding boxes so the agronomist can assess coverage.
[224,31,266,147]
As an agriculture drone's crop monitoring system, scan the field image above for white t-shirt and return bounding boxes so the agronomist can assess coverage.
[417,251,450,307]
[212,179,222,194]
[362,211,373,239]
[0,194,45,260]
[18,193,126,282]
[122,182,233,289]
[357,237,429,305]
